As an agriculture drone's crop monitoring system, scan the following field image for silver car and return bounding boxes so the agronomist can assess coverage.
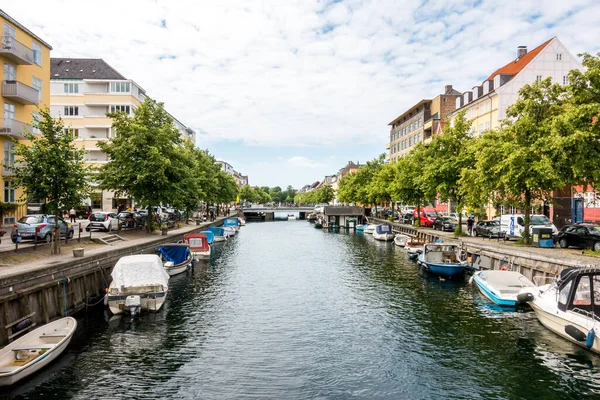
[11,214,74,243]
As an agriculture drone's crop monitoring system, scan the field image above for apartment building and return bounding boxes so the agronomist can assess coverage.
[217,160,248,187]
[423,85,462,144]
[0,10,52,225]
[449,37,580,135]
[50,58,196,211]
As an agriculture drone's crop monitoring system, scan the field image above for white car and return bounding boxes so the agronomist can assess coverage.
[86,212,120,232]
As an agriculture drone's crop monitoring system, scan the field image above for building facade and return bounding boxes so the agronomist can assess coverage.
[0,10,52,225]
[217,160,248,187]
[423,85,462,144]
[50,58,196,211]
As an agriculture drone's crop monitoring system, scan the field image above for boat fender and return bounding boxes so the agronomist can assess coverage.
[14,318,32,333]
[565,325,587,342]
[104,294,108,306]
[586,329,595,348]
[516,293,534,304]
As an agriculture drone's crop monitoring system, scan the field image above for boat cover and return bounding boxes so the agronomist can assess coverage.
[376,224,392,234]
[223,218,239,227]
[208,227,226,237]
[200,230,215,243]
[476,270,534,291]
[111,255,169,290]
[183,234,210,251]
[158,244,191,264]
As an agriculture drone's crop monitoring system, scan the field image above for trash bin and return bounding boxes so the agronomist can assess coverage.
[532,227,554,248]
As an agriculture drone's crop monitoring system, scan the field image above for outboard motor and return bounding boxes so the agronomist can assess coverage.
[125,295,142,317]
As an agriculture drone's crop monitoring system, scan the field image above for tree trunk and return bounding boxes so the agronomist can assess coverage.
[147,206,153,233]
[52,211,60,255]
[456,197,463,234]
[416,203,421,227]
[523,189,532,245]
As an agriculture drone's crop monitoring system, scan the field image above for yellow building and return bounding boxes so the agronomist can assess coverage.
[50,58,197,211]
[0,10,52,226]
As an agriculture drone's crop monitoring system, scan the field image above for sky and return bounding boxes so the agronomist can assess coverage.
[6,0,600,188]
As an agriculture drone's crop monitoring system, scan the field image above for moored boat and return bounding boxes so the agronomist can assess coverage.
[237,217,246,226]
[223,217,240,231]
[183,233,211,260]
[158,243,193,276]
[0,317,77,386]
[364,224,377,234]
[288,214,297,220]
[518,267,600,354]
[372,224,394,241]
[207,226,227,242]
[307,213,318,222]
[394,234,411,247]
[107,255,169,316]
[471,270,536,307]
[356,224,367,232]
[222,226,236,237]
[405,239,427,259]
[418,243,466,278]
[200,230,216,243]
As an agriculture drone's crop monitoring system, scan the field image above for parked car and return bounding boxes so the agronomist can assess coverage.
[384,210,399,220]
[414,210,437,227]
[474,220,502,237]
[433,216,457,232]
[400,213,414,225]
[11,214,74,243]
[500,214,558,240]
[557,224,600,251]
[86,212,120,232]
[117,212,145,229]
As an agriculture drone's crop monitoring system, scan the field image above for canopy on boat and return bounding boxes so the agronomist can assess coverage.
[223,218,239,227]
[158,244,191,265]
[183,233,210,251]
[208,226,225,237]
[376,224,392,234]
[111,255,169,290]
[200,230,214,243]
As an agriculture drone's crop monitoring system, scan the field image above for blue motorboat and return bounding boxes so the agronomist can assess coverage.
[207,226,227,242]
[223,218,240,230]
[158,243,193,276]
[199,230,215,244]
[418,243,466,278]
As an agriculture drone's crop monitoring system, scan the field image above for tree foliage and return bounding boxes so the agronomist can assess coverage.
[295,185,334,204]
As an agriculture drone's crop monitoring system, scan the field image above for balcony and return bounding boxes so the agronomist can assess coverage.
[0,118,32,139]
[0,35,34,65]
[2,81,39,105]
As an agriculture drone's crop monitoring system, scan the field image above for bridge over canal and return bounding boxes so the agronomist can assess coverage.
[241,207,314,221]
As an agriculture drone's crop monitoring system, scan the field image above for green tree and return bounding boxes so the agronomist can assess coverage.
[98,98,187,232]
[317,185,335,204]
[368,163,394,206]
[467,78,566,243]
[238,185,256,203]
[214,171,238,205]
[10,108,89,253]
[337,172,358,204]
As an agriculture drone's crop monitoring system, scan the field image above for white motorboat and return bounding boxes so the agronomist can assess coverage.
[238,217,246,226]
[472,270,536,307]
[364,224,377,234]
[288,214,297,220]
[223,226,236,237]
[518,267,600,354]
[107,255,169,316]
[394,234,410,247]
[0,317,77,386]
[158,243,193,275]
[372,224,394,241]
[183,233,211,260]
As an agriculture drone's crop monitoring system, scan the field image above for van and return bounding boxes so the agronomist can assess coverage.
[500,214,558,240]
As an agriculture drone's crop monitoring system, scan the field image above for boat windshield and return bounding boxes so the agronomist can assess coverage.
[531,215,551,225]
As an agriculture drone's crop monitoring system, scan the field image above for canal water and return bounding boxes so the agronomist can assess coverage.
[4,221,600,399]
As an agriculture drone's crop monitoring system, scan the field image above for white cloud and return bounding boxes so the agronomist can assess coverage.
[287,156,329,169]
[5,0,600,154]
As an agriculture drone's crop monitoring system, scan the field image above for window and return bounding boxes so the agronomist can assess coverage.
[486,102,491,112]
[558,279,573,306]
[556,53,562,61]
[110,105,131,114]
[563,76,569,85]
[485,121,490,131]
[572,276,591,307]
[409,123,413,131]
[32,76,42,102]
[63,128,79,138]
[409,137,413,146]
[417,132,421,142]
[478,124,483,133]
[63,83,79,94]
[63,106,79,116]
[110,82,130,93]
[32,112,41,133]
[32,42,42,65]
[3,180,15,203]
[90,193,102,209]
[4,102,15,120]
[4,141,14,168]
[418,118,422,127]
[4,62,15,81]
[536,75,542,82]
[3,23,16,39]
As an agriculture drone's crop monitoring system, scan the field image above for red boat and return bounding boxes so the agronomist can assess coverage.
[183,233,211,260]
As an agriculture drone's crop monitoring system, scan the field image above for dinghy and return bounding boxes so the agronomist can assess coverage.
[107,254,169,316]
[364,224,377,234]
[405,239,427,260]
[373,224,395,241]
[158,243,193,276]
[183,233,211,260]
[394,234,410,247]
[0,317,77,386]
[471,270,536,307]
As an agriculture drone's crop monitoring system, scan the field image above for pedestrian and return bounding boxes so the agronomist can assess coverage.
[467,216,474,236]
[210,209,215,221]
[69,207,76,223]
[62,210,69,220]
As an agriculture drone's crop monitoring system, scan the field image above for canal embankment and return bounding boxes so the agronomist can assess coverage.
[0,216,230,345]
[370,217,598,282]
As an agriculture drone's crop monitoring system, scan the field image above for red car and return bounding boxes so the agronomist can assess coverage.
[413,210,437,227]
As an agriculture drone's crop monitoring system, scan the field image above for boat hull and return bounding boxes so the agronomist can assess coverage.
[422,262,465,278]
[373,232,395,241]
[191,249,211,260]
[108,292,167,315]
[212,236,227,242]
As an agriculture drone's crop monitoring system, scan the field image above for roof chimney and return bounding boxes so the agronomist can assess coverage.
[444,85,453,94]
[517,46,527,60]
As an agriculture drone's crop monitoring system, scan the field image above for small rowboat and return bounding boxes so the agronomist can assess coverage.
[0,317,77,386]
[394,234,410,247]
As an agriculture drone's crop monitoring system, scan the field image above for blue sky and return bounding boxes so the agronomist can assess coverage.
[8,0,600,188]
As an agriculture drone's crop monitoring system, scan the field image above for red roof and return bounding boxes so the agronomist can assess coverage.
[485,37,554,82]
